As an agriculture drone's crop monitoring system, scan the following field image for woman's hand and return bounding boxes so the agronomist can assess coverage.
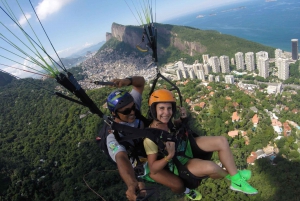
[165,141,175,160]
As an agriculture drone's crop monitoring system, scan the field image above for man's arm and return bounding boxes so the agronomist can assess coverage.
[111,76,145,95]
[115,151,138,201]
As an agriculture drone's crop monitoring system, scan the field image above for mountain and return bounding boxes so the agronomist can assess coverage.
[0,71,15,86]
[68,41,105,58]
[60,41,105,68]
[102,22,276,66]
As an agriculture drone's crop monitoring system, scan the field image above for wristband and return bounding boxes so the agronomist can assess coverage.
[125,77,133,86]
[164,156,170,162]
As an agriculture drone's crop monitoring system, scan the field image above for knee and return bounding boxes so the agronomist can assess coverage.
[218,136,229,148]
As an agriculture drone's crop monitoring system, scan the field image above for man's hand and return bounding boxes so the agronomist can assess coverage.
[126,183,138,201]
[111,78,131,88]
[178,106,187,119]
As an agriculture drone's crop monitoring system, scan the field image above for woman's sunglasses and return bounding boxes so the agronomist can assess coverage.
[117,103,136,115]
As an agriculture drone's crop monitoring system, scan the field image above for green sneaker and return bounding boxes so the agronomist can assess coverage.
[230,177,258,195]
[239,170,251,181]
[185,189,202,200]
[226,170,252,181]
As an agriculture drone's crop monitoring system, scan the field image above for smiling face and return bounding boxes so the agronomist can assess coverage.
[114,101,136,123]
[155,102,173,124]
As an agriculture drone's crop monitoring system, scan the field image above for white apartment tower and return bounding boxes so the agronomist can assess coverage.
[193,63,199,72]
[182,68,189,79]
[258,57,269,78]
[275,49,283,68]
[176,69,183,80]
[189,69,196,80]
[231,58,235,65]
[177,61,184,69]
[210,56,221,73]
[225,75,235,84]
[256,51,268,64]
[235,52,244,70]
[215,76,220,82]
[245,52,255,71]
[277,58,289,80]
[208,74,215,82]
[202,54,210,64]
[203,64,211,75]
[197,70,205,81]
[220,55,230,73]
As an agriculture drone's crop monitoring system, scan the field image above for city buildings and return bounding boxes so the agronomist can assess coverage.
[275,49,283,68]
[245,52,255,71]
[225,75,234,84]
[202,54,210,64]
[277,58,289,80]
[257,57,269,78]
[235,52,244,70]
[208,74,214,82]
[256,51,268,65]
[220,55,230,73]
[197,70,205,81]
[209,56,221,73]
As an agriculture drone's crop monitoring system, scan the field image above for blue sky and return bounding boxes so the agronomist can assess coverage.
[0,0,250,77]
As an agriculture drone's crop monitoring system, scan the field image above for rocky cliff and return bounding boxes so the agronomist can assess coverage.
[107,22,206,57]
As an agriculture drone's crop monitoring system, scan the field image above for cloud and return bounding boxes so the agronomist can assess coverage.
[83,42,93,48]
[35,0,74,20]
[57,42,97,58]
[18,13,32,26]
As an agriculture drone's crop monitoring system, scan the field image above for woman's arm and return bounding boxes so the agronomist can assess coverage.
[147,141,175,174]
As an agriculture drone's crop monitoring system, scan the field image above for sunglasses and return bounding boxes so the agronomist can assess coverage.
[117,103,136,115]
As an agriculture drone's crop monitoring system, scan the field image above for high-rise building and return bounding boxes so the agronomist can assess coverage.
[189,69,196,80]
[176,69,183,80]
[177,61,184,69]
[258,57,269,78]
[277,58,289,80]
[291,39,298,60]
[203,64,211,75]
[225,75,234,84]
[215,76,220,82]
[245,52,255,71]
[208,74,214,82]
[210,56,221,73]
[182,68,189,79]
[220,55,230,73]
[235,52,244,70]
[197,70,205,81]
[231,58,235,65]
[256,51,268,65]
[275,49,283,68]
[202,54,210,64]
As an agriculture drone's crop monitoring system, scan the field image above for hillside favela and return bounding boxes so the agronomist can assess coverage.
[1,2,300,201]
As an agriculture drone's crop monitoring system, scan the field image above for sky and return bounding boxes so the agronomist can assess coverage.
[0,0,251,77]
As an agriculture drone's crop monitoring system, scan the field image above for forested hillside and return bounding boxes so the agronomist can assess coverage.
[1,78,300,201]
[0,71,15,86]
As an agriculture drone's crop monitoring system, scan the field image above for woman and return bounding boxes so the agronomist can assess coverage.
[143,89,258,196]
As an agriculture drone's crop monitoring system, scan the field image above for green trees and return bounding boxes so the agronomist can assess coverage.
[1,75,300,200]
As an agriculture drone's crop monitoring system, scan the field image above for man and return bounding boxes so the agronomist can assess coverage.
[106,76,146,201]
[106,76,201,201]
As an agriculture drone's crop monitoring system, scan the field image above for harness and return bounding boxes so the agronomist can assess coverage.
[106,117,212,189]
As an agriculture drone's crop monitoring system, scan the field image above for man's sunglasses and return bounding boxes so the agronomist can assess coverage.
[117,103,136,115]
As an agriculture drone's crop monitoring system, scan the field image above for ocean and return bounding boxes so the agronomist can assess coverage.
[165,0,300,52]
